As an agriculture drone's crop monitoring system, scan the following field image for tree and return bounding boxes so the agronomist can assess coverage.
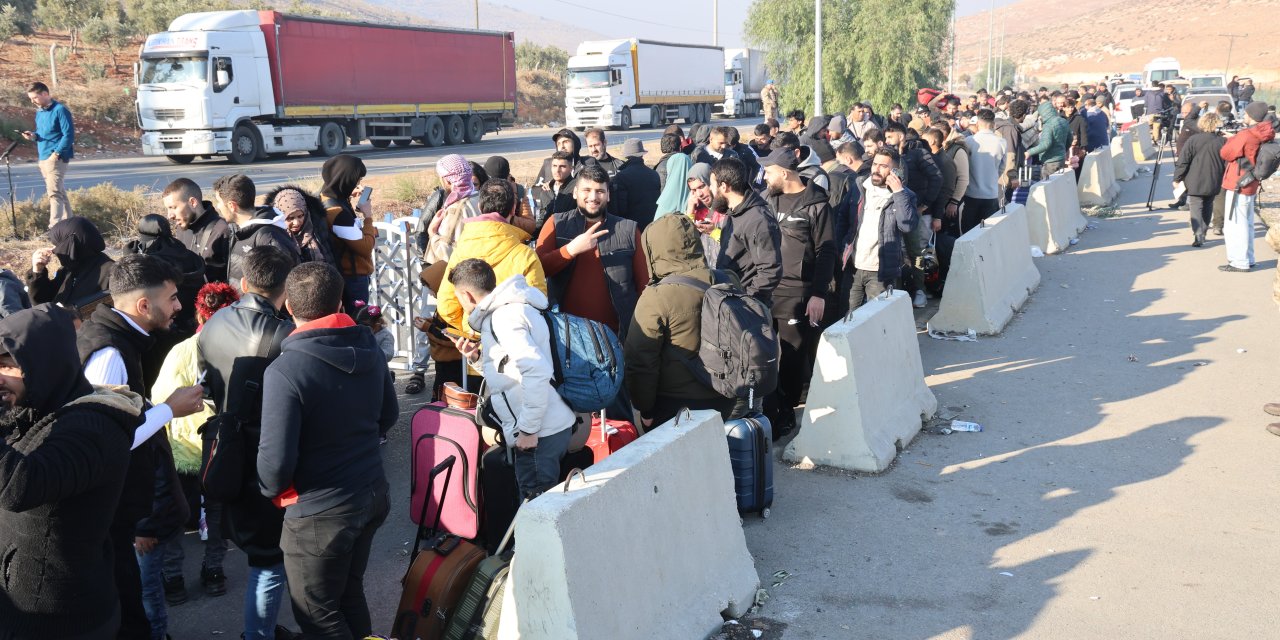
[34,0,110,49]
[745,0,951,116]
[972,57,1017,93]
[80,13,136,69]
[0,5,20,52]
[515,41,568,75]
[124,0,237,35]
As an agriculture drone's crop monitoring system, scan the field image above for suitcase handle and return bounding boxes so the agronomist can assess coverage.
[412,454,457,559]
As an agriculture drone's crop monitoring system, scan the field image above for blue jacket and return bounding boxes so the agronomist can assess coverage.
[1084,109,1111,152]
[35,100,74,161]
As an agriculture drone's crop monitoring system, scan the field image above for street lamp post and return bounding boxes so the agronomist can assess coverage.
[814,0,823,117]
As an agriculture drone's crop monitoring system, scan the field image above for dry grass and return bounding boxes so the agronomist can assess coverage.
[517,68,564,126]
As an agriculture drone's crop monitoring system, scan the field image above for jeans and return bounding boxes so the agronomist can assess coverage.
[412,292,435,373]
[960,196,1001,235]
[342,275,371,317]
[243,563,288,640]
[1187,195,1214,243]
[847,268,887,310]
[38,155,71,228]
[136,545,168,640]
[513,427,572,498]
[112,524,151,640]
[281,482,390,640]
[1223,190,1256,269]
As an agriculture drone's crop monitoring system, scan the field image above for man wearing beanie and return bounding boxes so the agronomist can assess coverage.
[1217,101,1276,273]
[483,155,537,235]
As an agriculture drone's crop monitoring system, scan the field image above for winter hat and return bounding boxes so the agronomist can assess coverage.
[1245,101,1269,123]
[687,162,712,185]
[436,154,476,207]
[483,156,511,181]
[621,138,646,157]
[827,114,848,135]
[273,188,308,215]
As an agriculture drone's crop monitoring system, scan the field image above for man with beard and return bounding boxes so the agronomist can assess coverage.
[78,255,205,640]
[0,304,146,640]
[532,151,579,232]
[213,174,299,293]
[844,147,919,309]
[761,148,834,439]
[534,128,585,187]
[583,128,624,177]
[162,178,231,283]
[710,157,782,305]
[536,165,648,338]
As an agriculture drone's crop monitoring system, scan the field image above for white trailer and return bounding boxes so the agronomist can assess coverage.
[564,38,724,130]
[717,48,766,118]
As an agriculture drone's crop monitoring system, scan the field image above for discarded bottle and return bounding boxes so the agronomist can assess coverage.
[950,420,983,433]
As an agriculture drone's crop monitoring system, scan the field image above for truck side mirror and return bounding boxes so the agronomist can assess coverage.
[215,69,230,90]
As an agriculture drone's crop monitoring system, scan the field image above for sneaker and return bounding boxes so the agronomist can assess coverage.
[1191,239,1203,247]
[162,576,187,606]
[201,565,227,597]
[1267,424,1280,437]
[1218,264,1250,273]
[913,290,927,308]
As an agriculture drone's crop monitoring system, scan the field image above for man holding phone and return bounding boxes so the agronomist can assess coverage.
[20,81,74,228]
[843,147,919,310]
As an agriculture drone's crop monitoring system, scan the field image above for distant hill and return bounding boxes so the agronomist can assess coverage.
[954,0,1276,87]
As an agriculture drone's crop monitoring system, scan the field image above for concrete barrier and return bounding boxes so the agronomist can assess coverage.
[927,205,1041,335]
[1078,148,1120,206]
[783,290,936,473]
[1130,122,1156,160]
[1110,133,1137,181]
[1025,173,1086,254]
[503,410,759,640]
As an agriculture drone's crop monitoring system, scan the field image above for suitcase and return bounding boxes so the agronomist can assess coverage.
[442,504,522,640]
[477,441,595,555]
[393,456,488,640]
[411,389,482,539]
[724,411,774,518]
[586,408,639,463]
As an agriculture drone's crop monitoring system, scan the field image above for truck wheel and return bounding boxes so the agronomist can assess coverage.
[701,103,710,122]
[419,116,445,147]
[464,115,485,143]
[228,126,259,165]
[394,138,413,147]
[444,115,466,145]
[316,122,346,157]
[166,155,195,165]
[618,108,632,130]
[370,139,391,148]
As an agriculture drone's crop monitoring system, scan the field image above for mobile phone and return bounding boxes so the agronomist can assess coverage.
[443,327,476,342]
[356,186,372,209]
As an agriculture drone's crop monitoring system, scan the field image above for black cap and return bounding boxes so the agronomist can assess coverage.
[483,156,511,180]
[759,147,798,171]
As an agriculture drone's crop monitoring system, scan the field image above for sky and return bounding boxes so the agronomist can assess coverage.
[491,0,1017,49]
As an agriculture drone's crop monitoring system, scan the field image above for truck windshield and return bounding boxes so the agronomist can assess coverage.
[140,57,208,85]
[1192,77,1221,88]
[567,69,611,89]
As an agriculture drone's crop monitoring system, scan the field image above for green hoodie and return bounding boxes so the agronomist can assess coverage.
[624,215,722,413]
[1026,101,1070,163]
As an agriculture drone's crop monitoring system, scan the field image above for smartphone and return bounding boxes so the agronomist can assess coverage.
[443,327,477,342]
[356,186,373,209]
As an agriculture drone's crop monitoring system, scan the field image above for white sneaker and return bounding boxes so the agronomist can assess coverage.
[913,290,927,308]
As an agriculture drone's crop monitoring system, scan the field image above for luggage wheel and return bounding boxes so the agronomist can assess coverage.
[761,507,771,519]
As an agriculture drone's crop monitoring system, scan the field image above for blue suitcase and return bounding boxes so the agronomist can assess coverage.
[724,412,774,518]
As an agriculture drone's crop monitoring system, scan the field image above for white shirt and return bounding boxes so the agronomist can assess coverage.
[855,180,892,272]
[83,309,174,450]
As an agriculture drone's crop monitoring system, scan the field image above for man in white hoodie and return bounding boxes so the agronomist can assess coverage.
[449,259,575,498]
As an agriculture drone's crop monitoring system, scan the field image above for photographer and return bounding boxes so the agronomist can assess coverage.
[1217,102,1276,273]
[1172,112,1226,247]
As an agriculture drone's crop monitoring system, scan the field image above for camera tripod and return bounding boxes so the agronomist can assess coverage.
[1145,111,1179,211]
[1,140,18,238]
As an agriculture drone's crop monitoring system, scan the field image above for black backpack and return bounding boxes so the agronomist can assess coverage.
[1236,141,1280,189]
[662,273,779,401]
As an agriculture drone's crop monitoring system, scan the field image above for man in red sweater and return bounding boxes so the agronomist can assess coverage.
[1218,101,1276,273]
[535,165,648,338]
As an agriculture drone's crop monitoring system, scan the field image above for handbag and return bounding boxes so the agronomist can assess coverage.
[199,332,277,502]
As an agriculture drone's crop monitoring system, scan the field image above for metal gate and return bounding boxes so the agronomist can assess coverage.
[369,215,431,371]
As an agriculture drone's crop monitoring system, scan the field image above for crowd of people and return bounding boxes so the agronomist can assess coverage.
[3,73,1277,640]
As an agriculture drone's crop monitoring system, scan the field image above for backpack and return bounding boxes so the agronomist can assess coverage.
[541,309,626,413]
[662,274,779,401]
[1236,141,1280,189]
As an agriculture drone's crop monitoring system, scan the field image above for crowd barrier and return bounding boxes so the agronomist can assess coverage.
[784,291,936,473]
[1130,122,1157,160]
[1078,148,1120,206]
[927,205,1041,336]
[501,410,759,639]
[1111,133,1138,181]
[1025,172,1086,255]
[370,215,427,371]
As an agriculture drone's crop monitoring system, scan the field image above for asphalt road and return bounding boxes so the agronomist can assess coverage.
[3,117,764,198]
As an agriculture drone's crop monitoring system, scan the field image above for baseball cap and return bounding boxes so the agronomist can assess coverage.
[759,147,798,171]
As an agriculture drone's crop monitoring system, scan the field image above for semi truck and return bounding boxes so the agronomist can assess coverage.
[564,38,723,130]
[717,48,766,118]
[136,10,517,164]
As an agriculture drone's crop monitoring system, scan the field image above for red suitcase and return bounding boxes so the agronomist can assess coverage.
[586,408,639,463]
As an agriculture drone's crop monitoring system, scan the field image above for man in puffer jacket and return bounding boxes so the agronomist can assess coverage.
[450,261,574,498]
[1025,101,1071,175]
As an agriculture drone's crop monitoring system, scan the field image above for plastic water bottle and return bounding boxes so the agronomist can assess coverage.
[950,420,983,433]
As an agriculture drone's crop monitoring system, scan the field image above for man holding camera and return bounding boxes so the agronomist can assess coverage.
[1217,102,1275,273]
[19,81,74,228]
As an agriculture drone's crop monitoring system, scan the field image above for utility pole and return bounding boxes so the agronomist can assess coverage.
[713,0,719,46]
[814,0,823,117]
[1219,33,1246,78]
[986,0,994,90]
[474,0,479,29]
[948,5,956,94]
[996,16,1005,89]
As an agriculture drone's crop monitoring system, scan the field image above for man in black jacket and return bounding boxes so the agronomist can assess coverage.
[1172,112,1227,247]
[197,246,299,640]
[761,148,835,438]
[213,173,300,292]
[609,138,662,230]
[692,126,741,167]
[711,157,783,306]
[583,128,624,177]
[259,262,397,640]
[163,177,231,283]
[534,128,585,187]
[0,305,145,640]
[801,115,837,164]
[531,151,578,230]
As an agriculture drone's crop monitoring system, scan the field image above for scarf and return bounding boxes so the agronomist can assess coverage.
[654,153,692,219]
[437,154,476,208]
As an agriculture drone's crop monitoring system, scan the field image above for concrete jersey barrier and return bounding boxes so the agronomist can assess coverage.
[1078,148,1120,206]
[502,410,759,640]
[1130,122,1157,160]
[1111,133,1137,181]
[783,290,937,473]
[1025,172,1086,254]
[927,205,1041,335]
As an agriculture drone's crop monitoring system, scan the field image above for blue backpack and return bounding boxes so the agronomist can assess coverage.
[542,309,625,413]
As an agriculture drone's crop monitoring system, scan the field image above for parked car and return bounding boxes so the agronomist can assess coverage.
[1112,83,1142,125]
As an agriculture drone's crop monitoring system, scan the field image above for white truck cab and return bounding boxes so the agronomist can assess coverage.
[565,39,636,129]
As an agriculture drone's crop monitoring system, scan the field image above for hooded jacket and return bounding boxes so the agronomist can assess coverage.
[625,215,724,413]
[716,189,783,305]
[469,275,575,440]
[26,216,114,308]
[802,116,837,164]
[1220,119,1275,197]
[609,155,662,229]
[847,178,919,285]
[1026,102,1071,163]
[1066,110,1090,151]
[766,179,836,308]
[1173,130,1226,198]
[435,215,548,335]
[536,129,585,185]
[125,214,207,331]
[0,305,143,639]
[228,206,300,291]
[900,139,943,211]
[796,146,831,192]
[993,112,1024,178]
[265,185,337,266]
[259,314,398,517]
[174,201,231,283]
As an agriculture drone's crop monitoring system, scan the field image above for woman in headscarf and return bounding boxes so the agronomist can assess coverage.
[265,184,336,266]
[27,216,114,308]
[425,154,483,262]
[125,214,207,333]
[654,152,692,221]
[320,154,378,313]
